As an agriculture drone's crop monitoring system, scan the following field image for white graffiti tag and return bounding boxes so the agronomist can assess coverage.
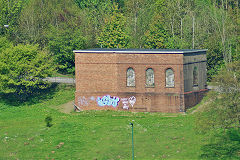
[77,96,96,107]
[121,96,136,109]
[128,96,136,107]
[78,96,89,106]
[121,98,129,110]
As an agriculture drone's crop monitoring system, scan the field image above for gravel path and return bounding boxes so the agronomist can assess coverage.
[43,77,75,84]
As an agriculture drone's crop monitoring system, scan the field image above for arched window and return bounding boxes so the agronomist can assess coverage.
[126,68,135,87]
[193,66,198,86]
[166,68,174,87]
[146,68,154,87]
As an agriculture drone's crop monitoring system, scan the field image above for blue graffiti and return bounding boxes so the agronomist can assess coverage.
[97,95,120,107]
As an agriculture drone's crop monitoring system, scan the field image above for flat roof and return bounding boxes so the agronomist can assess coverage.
[73,48,207,54]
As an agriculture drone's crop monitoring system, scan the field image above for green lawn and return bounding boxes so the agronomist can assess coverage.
[0,86,208,159]
[50,72,75,78]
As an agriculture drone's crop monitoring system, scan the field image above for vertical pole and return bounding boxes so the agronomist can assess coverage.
[130,123,134,160]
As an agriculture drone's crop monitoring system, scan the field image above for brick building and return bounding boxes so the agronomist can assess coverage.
[74,49,207,113]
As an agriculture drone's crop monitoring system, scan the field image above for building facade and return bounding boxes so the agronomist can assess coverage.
[74,49,207,113]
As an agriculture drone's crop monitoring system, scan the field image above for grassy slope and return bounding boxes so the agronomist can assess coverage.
[0,86,207,159]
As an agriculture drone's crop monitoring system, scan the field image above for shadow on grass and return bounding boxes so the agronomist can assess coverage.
[200,128,240,159]
[0,83,59,107]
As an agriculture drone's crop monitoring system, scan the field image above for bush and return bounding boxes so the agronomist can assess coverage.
[45,116,53,127]
[196,61,240,132]
[195,61,240,159]
[0,44,54,101]
[200,129,240,159]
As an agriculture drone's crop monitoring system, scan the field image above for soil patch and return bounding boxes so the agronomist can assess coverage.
[51,100,74,114]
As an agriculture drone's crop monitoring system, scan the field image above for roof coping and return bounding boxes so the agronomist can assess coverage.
[73,48,207,54]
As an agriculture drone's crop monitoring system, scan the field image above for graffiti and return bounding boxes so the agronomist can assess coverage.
[78,96,95,106]
[77,95,136,109]
[89,96,95,101]
[78,96,89,106]
[121,98,129,110]
[129,96,136,107]
[121,96,136,109]
[97,95,120,107]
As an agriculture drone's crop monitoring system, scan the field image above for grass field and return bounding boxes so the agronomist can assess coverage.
[0,85,209,159]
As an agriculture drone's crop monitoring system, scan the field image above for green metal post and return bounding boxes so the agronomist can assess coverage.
[130,123,134,160]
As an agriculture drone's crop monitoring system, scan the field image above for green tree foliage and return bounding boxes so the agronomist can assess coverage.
[0,0,24,38]
[75,0,125,9]
[195,60,240,159]
[144,21,169,49]
[144,0,171,49]
[97,4,129,48]
[204,35,225,81]
[74,0,106,9]
[0,36,12,52]
[200,128,240,159]
[48,27,86,74]
[196,61,240,132]
[0,0,239,80]
[124,0,154,48]
[0,44,53,101]
[16,0,84,48]
[76,0,114,48]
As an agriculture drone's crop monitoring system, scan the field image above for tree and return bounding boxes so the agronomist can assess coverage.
[196,61,240,131]
[200,128,240,159]
[195,60,240,159]
[0,44,53,101]
[48,27,86,74]
[76,0,114,48]
[144,14,169,49]
[74,0,106,9]
[0,0,24,39]
[97,4,129,48]
[143,0,171,49]
[16,0,85,48]
[0,36,12,53]
[124,0,154,48]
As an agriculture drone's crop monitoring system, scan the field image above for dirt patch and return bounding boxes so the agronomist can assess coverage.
[51,101,74,114]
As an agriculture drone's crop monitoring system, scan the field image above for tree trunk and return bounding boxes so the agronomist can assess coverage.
[180,18,183,40]
[192,15,195,49]
[225,0,228,10]
[171,17,175,37]
[134,12,137,47]
[134,13,137,36]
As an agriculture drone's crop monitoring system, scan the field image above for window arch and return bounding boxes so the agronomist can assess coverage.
[166,68,174,87]
[126,67,135,87]
[146,68,154,87]
[193,66,198,86]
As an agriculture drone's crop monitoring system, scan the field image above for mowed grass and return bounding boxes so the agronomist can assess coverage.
[0,85,208,159]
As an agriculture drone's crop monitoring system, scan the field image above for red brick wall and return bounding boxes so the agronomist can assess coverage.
[184,89,208,110]
[75,53,118,92]
[75,52,185,113]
